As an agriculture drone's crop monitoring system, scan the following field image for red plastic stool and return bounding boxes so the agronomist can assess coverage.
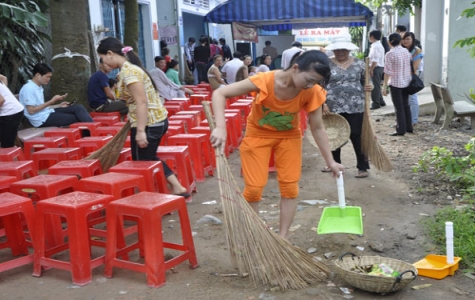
[0,193,36,273]
[164,100,185,111]
[200,119,233,155]
[0,161,37,179]
[225,112,243,144]
[167,119,187,132]
[44,128,82,147]
[187,105,206,119]
[48,159,102,179]
[175,111,202,127]
[10,174,78,202]
[69,122,102,136]
[32,191,114,286]
[229,102,252,127]
[197,83,212,93]
[189,126,218,167]
[0,146,26,162]
[74,136,113,157]
[159,125,186,146]
[164,105,181,117]
[168,115,195,133]
[31,147,82,170]
[104,192,198,288]
[90,111,121,119]
[156,146,196,195]
[95,126,123,137]
[23,136,68,160]
[0,176,17,193]
[92,115,120,126]
[77,172,146,200]
[117,148,132,164]
[167,134,213,182]
[189,94,208,105]
[112,121,127,127]
[124,136,131,148]
[110,161,169,193]
[169,98,191,110]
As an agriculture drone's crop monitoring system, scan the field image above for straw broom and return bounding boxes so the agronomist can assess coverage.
[361,58,393,172]
[86,121,131,172]
[202,101,330,290]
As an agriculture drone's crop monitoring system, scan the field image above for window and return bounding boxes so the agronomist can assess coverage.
[183,0,209,10]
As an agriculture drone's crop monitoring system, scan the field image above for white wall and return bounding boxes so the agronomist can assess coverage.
[447,0,475,97]
[421,0,445,85]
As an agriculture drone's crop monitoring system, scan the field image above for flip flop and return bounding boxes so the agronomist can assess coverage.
[355,171,369,178]
[320,166,332,173]
[176,192,192,203]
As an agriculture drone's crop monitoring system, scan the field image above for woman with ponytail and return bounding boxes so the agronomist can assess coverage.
[97,37,190,200]
[210,50,344,240]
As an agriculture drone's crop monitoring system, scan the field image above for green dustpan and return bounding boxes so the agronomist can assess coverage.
[317,172,363,235]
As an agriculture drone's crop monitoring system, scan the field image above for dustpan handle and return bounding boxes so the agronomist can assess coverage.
[390,270,417,292]
[339,252,358,261]
[336,171,345,209]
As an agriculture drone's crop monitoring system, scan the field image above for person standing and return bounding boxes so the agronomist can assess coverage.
[383,33,412,136]
[184,37,196,73]
[97,37,191,200]
[87,59,128,116]
[402,31,424,126]
[19,63,93,128]
[210,50,344,239]
[194,36,211,83]
[262,41,278,61]
[281,41,303,69]
[368,30,386,109]
[221,51,243,84]
[219,38,232,61]
[0,74,24,148]
[322,34,373,178]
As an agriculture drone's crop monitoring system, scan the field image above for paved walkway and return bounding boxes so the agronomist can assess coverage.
[370,86,435,117]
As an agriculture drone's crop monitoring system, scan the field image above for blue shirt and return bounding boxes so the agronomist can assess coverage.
[87,71,109,109]
[19,80,53,127]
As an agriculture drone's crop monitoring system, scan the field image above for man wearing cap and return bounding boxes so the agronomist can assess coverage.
[321,34,372,178]
[281,41,303,69]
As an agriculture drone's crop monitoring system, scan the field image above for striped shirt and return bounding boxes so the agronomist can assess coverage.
[384,45,412,88]
[119,61,168,127]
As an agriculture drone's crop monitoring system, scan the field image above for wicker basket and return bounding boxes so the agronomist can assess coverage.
[334,253,418,294]
[322,113,351,151]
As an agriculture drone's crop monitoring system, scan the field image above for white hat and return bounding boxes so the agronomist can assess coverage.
[325,34,359,51]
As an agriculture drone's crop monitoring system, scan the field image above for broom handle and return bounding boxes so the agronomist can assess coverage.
[336,171,345,209]
[365,57,371,104]
[202,101,216,130]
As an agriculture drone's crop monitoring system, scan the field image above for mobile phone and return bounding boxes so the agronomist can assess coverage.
[68,99,77,106]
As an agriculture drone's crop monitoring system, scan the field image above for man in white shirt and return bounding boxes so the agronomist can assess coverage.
[368,30,386,109]
[221,51,243,84]
[281,41,303,69]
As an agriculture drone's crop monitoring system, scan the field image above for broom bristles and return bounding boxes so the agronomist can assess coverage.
[85,121,131,172]
[362,58,393,172]
[203,101,330,290]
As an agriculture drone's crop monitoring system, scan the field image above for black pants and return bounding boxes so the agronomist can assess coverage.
[130,119,174,178]
[41,104,93,127]
[195,62,208,83]
[0,110,23,147]
[371,66,385,108]
[331,112,369,172]
[389,86,412,135]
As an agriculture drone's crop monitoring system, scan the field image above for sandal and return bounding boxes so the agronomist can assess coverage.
[320,166,332,173]
[355,170,369,178]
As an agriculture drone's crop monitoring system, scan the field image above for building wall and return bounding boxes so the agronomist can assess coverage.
[421,0,444,85]
[447,0,475,97]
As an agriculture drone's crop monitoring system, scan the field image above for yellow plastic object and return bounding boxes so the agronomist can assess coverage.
[413,254,461,279]
[317,206,363,235]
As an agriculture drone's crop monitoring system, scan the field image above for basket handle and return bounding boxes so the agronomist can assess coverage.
[390,270,417,292]
[339,252,358,261]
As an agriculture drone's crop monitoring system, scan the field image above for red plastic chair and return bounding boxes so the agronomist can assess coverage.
[48,159,102,179]
[110,161,170,194]
[156,146,196,195]
[0,146,26,162]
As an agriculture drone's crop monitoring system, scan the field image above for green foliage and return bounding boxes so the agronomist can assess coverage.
[454,2,475,58]
[414,138,475,198]
[0,0,50,93]
[349,26,364,49]
[356,0,421,16]
[421,206,475,270]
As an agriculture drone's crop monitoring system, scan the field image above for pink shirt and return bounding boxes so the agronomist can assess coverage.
[384,45,412,88]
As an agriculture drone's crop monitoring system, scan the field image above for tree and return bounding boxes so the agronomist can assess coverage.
[123,0,139,52]
[49,0,91,106]
[357,0,422,16]
[0,0,49,93]
[454,2,475,58]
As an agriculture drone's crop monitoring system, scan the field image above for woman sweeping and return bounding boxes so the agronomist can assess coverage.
[210,50,344,239]
[97,37,190,200]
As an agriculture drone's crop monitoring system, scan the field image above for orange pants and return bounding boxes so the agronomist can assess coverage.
[240,136,302,202]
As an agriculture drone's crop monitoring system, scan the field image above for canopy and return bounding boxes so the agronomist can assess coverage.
[205,0,373,30]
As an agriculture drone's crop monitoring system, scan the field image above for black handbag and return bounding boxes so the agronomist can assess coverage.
[406,63,424,95]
